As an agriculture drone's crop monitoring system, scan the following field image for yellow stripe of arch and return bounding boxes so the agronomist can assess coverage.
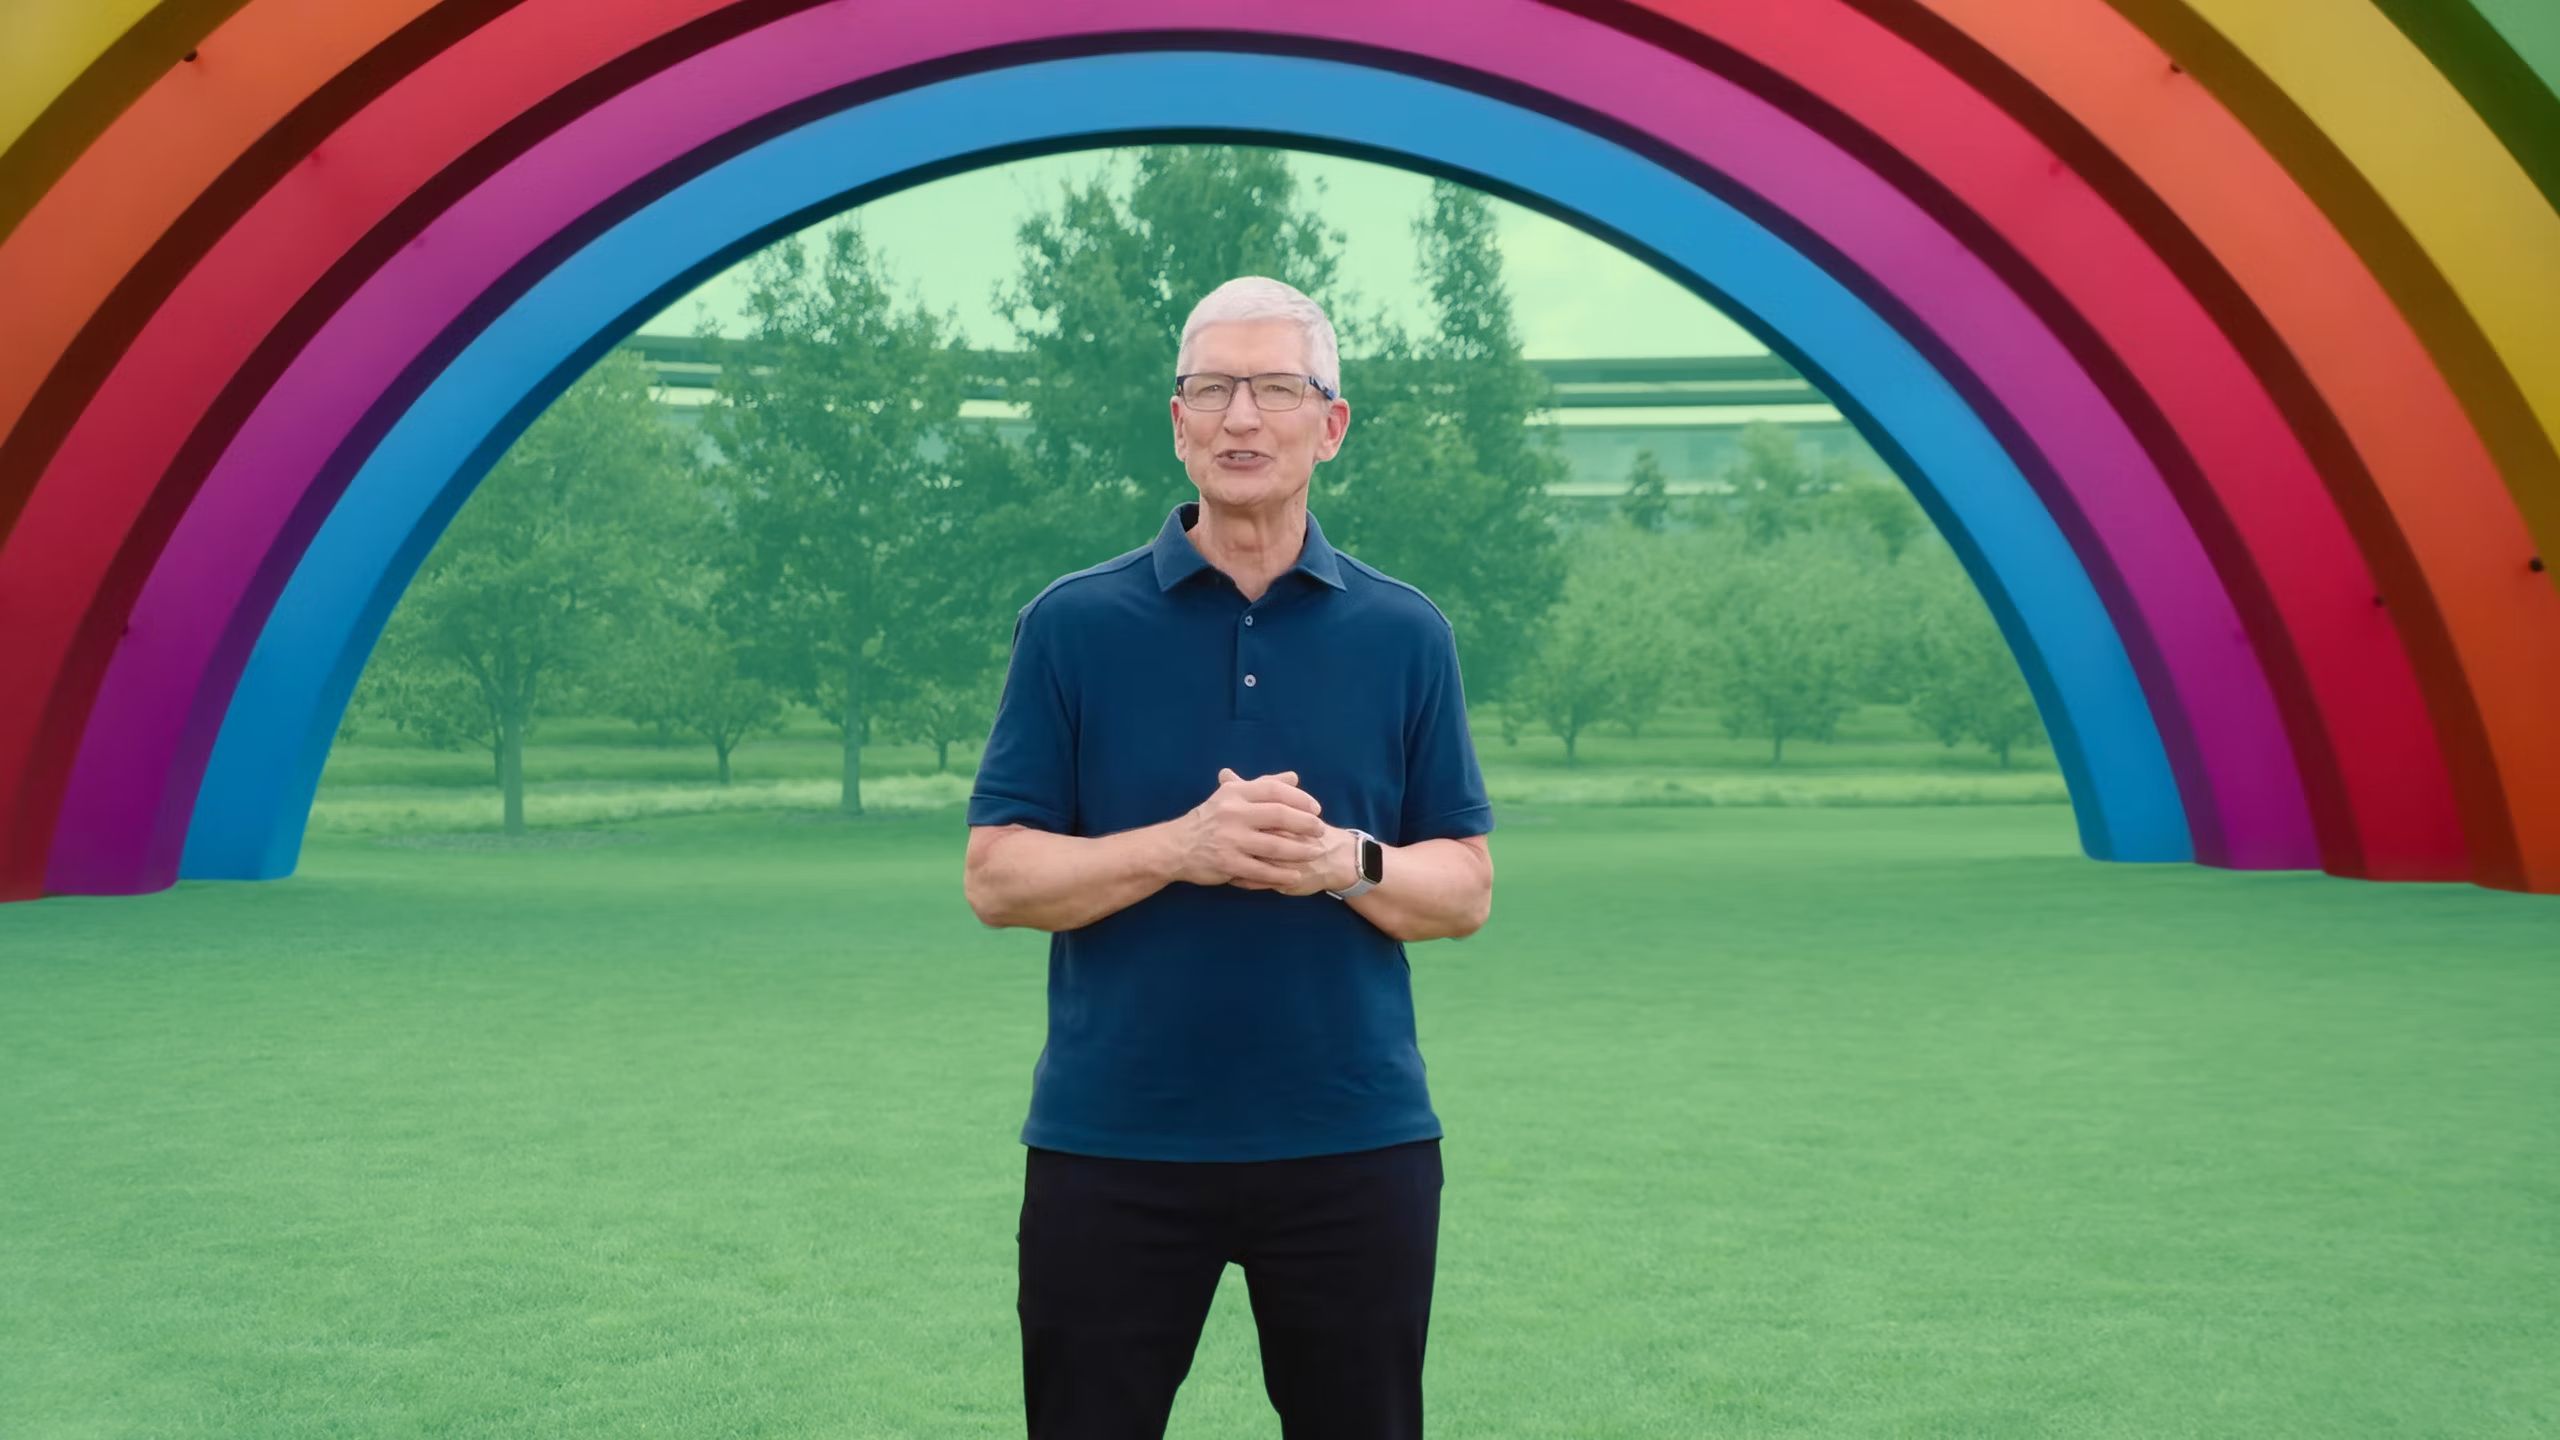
[0,2,164,157]
[2158,0,2560,555]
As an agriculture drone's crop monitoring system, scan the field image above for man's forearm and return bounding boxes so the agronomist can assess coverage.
[966,822,1181,933]
[1346,837,1492,943]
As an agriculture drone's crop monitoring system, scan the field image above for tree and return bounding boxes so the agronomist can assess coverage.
[1510,522,1688,763]
[702,220,970,815]
[580,492,792,785]
[1319,180,1568,706]
[1815,474,1928,562]
[596,600,785,785]
[1908,569,2046,767]
[1511,600,1614,768]
[1717,421,1870,548]
[875,670,1003,774]
[1700,528,1878,763]
[1620,448,1671,533]
[350,348,697,832]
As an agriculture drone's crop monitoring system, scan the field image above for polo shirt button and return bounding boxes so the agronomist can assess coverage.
[1243,615,1254,627]
[1243,674,1258,688]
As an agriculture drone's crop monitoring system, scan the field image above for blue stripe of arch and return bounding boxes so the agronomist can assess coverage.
[182,51,2189,878]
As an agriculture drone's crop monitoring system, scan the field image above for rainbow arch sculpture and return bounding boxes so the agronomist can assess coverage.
[0,0,2552,902]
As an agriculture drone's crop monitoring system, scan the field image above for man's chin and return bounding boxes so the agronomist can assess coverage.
[1196,473,1308,507]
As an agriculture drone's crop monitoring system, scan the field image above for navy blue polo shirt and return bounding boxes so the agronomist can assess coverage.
[967,500,1494,1162]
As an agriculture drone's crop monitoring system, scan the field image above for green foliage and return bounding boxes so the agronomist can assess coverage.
[1509,522,1697,763]
[1720,421,1833,546]
[1620,449,1671,533]
[1505,483,2034,774]
[1697,528,1881,764]
[346,648,488,762]
[1696,423,1938,711]
[699,221,971,814]
[1816,476,1928,562]
[1907,567,2047,768]
[872,512,1009,779]
[872,671,1002,775]
[863,423,1045,770]
[1708,421,1925,561]
[349,348,700,832]
[592,592,786,786]
[1317,181,1568,705]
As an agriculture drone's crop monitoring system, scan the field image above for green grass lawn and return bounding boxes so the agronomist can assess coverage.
[4,805,2553,1437]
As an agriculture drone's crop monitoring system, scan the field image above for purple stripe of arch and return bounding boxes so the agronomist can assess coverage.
[49,0,2312,891]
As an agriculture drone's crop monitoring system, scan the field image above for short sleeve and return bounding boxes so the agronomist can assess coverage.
[967,599,1077,833]
[1397,617,1494,846]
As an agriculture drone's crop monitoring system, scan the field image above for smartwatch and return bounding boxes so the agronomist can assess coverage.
[1325,829,1384,900]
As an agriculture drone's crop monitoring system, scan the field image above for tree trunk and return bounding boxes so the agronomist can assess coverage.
[716,741,733,786]
[1997,739,2011,769]
[1563,727,1578,768]
[839,657,865,816]
[1771,731,1785,765]
[499,710,527,835]
[936,738,950,774]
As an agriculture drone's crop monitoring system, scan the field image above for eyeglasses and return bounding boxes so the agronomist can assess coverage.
[1172,372,1339,412]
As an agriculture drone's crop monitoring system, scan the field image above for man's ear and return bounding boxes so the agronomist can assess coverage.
[1316,397,1351,461]
[1169,397,1188,460]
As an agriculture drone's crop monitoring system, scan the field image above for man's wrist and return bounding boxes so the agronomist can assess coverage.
[1150,815,1190,885]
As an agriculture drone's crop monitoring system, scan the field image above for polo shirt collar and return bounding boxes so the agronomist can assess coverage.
[1151,500,1348,593]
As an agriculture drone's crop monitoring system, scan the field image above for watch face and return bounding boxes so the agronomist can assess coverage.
[1359,836,1384,884]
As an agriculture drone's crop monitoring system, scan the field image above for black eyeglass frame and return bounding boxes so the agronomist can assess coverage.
[1170,372,1341,411]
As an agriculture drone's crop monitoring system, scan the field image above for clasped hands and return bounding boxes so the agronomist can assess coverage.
[1171,767,1355,898]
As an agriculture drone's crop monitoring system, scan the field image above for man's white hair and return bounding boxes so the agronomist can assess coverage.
[1176,276,1342,396]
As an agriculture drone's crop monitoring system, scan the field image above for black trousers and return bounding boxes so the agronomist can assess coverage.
[1016,1136,1442,1439]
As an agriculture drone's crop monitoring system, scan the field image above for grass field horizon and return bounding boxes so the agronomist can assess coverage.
[6,788,2553,1436]
[306,701,2073,841]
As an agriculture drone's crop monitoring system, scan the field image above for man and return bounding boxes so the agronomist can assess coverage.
[962,274,1496,1439]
